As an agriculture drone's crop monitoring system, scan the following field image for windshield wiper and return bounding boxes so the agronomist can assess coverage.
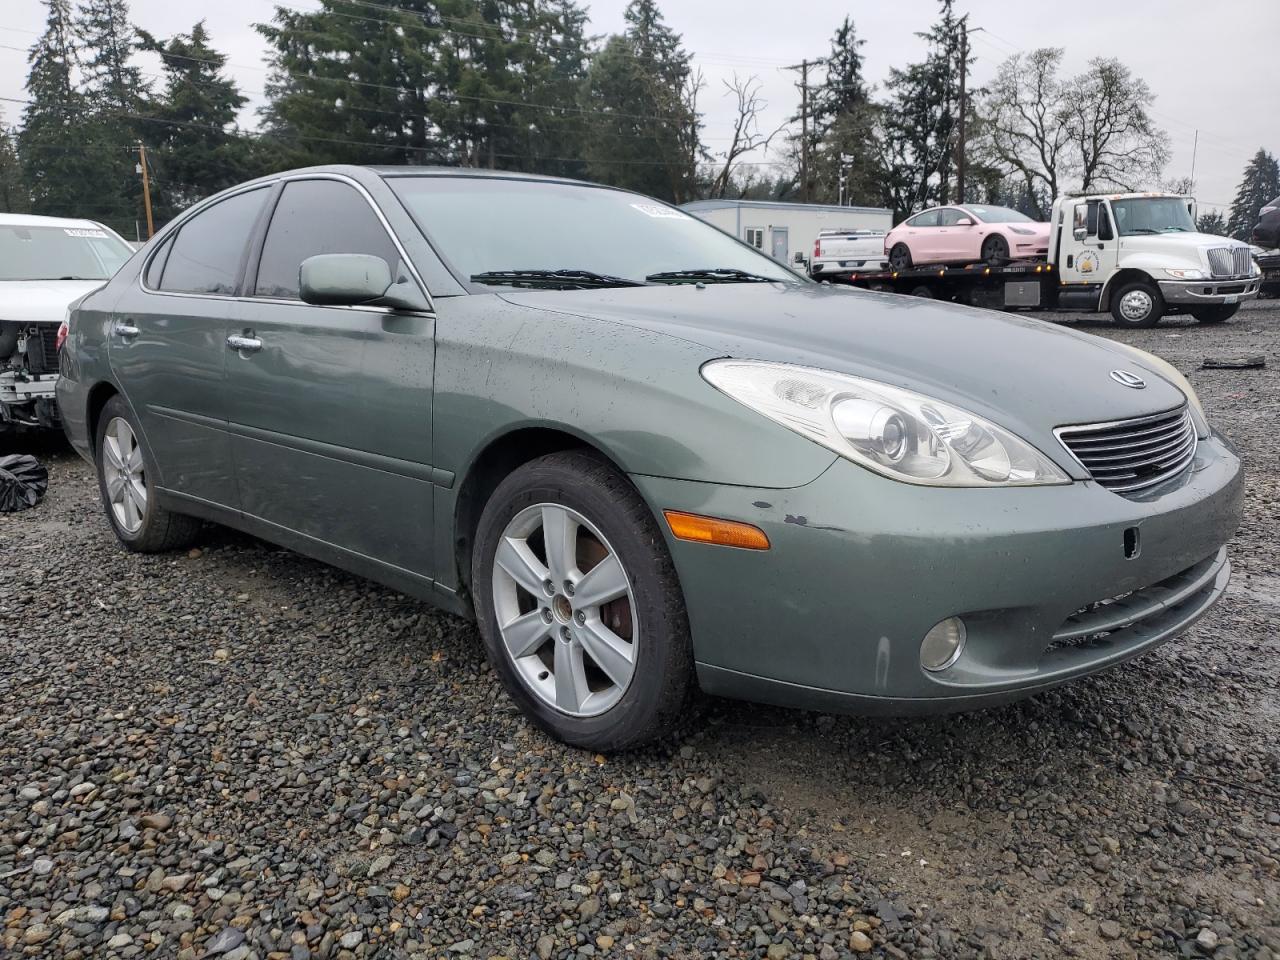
[646,267,778,284]
[470,269,645,290]
[1124,228,1159,235]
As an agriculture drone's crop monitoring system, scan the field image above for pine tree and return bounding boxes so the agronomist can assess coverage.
[580,0,701,201]
[1226,149,1280,241]
[140,21,252,220]
[0,114,31,213]
[804,16,880,205]
[18,0,105,222]
[1196,210,1228,237]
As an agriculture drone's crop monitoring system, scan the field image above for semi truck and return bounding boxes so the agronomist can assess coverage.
[819,193,1263,327]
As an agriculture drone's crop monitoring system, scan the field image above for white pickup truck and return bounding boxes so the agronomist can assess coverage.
[808,228,887,279]
[1,213,134,433]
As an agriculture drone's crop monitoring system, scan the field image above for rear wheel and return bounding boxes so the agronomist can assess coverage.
[888,243,913,271]
[981,234,1010,266]
[1109,280,1165,328]
[1191,304,1238,324]
[472,450,693,751]
[94,395,200,552]
[909,285,934,299]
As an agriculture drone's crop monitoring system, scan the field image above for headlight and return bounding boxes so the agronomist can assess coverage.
[1105,342,1210,438]
[702,360,1070,487]
[1164,268,1205,280]
[1007,226,1037,236]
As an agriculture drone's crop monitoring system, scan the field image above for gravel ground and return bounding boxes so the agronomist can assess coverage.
[2,299,1278,960]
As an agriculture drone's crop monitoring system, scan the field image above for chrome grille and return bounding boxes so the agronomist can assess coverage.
[1057,407,1197,494]
[1206,246,1252,277]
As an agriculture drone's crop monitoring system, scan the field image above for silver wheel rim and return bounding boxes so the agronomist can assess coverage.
[102,416,147,534]
[1119,289,1153,321]
[492,503,638,718]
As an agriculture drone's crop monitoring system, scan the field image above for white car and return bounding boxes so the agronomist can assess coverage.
[1,213,135,432]
[809,228,888,279]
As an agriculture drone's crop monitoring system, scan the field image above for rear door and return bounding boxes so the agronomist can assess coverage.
[109,185,271,510]
[902,209,942,262]
[221,175,438,578]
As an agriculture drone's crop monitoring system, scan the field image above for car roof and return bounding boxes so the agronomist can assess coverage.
[0,212,116,231]
[229,163,595,191]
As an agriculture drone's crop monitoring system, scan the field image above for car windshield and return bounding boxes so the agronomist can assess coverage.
[1110,197,1197,235]
[964,205,1033,224]
[0,224,133,281]
[387,176,802,287]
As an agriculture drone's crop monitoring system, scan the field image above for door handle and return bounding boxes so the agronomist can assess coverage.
[226,334,263,354]
[113,322,140,338]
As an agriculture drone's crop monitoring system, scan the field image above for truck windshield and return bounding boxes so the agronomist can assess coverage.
[387,176,802,288]
[965,205,1034,224]
[0,224,134,281]
[1110,198,1196,236]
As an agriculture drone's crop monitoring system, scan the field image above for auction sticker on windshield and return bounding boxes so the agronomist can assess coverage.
[64,228,108,238]
[630,203,691,220]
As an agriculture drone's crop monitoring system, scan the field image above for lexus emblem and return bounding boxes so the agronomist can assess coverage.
[1110,369,1146,389]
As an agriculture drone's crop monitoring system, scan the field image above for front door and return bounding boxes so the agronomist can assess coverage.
[220,176,438,578]
[771,227,789,262]
[1059,199,1119,287]
[109,185,271,510]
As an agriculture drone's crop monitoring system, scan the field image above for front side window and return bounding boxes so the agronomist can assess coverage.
[907,210,941,228]
[0,223,133,281]
[938,208,967,226]
[254,179,402,300]
[388,177,799,286]
[160,188,268,295]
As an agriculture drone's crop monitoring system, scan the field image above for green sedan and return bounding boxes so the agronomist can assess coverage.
[57,167,1243,750]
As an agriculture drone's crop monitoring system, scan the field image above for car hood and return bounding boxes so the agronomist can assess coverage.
[500,283,1190,455]
[0,279,107,324]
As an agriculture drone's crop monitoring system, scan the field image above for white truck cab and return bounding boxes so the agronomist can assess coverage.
[1051,193,1262,327]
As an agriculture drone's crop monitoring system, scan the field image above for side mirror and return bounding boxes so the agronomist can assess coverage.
[299,254,429,311]
[1073,227,1087,242]
[955,217,974,226]
[793,252,806,264]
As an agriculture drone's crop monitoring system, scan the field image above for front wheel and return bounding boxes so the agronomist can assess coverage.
[1109,281,1165,328]
[981,234,1010,266]
[1191,304,1238,324]
[94,395,201,552]
[472,451,693,751]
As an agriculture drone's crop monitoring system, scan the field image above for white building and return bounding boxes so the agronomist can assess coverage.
[682,199,893,266]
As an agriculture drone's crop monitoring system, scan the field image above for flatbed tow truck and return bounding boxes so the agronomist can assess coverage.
[815,193,1264,327]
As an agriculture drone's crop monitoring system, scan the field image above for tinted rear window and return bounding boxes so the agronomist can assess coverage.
[160,188,268,295]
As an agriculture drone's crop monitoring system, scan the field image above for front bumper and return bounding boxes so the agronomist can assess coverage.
[0,372,61,428]
[1158,277,1261,306]
[631,433,1242,714]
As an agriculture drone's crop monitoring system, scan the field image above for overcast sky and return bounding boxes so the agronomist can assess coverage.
[3,0,1277,214]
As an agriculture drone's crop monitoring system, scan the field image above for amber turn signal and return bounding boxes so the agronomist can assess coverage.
[663,511,770,550]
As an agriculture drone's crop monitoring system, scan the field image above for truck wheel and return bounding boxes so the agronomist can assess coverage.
[888,244,913,271]
[94,395,201,552]
[909,285,934,299]
[1109,281,1165,328]
[472,450,693,752]
[981,235,1010,266]
[1191,304,1238,324]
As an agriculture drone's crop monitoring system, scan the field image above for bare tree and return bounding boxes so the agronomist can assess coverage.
[707,74,782,199]
[1061,57,1169,193]
[978,48,1071,218]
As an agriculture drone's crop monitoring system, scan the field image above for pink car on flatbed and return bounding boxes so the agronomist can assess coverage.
[884,204,1050,271]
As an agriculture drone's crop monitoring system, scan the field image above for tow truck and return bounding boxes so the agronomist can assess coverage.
[818,193,1263,327]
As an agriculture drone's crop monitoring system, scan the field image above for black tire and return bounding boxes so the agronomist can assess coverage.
[1109,280,1165,328]
[909,284,934,299]
[94,395,201,552]
[888,243,913,271]
[471,450,693,751]
[1191,304,1238,324]
[981,234,1010,266]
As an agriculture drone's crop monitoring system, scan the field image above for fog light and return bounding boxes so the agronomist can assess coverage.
[920,617,966,671]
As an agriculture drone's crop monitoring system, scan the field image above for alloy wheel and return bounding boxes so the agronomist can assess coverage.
[102,416,147,534]
[1119,289,1153,322]
[491,503,637,718]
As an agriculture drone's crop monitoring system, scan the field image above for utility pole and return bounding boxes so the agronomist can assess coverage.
[135,142,154,240]
[784,58,819,203]
[956,25,982,205]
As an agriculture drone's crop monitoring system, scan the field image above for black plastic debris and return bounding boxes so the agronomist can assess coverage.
[1202,355,1265,370]
[0,454,49,512]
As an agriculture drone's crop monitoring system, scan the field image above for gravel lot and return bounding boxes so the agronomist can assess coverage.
[2,299,1278,960]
